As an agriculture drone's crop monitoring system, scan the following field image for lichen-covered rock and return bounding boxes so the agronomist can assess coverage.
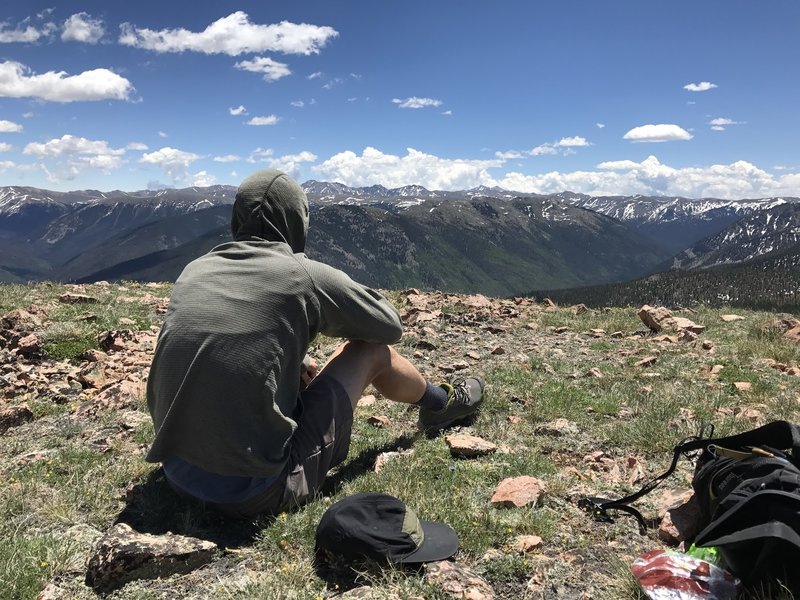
[2,308,41,331]
[666,316,705,334]
[85,523,217,593]
[0,403,33,434]
[426,560,494,599]
[637,305,673,332]
[59,292,98,304]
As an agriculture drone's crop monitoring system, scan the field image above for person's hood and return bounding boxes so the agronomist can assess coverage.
[231,169,309,253]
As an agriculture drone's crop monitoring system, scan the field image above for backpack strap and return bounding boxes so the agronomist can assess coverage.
[580,421,800,533]
[700,421,800,466]
[579,426,713,533]
[579,424,715,533]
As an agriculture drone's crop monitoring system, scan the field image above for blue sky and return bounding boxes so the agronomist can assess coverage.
[0,1,798,198]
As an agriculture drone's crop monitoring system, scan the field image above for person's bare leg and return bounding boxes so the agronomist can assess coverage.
[316,340,426,409]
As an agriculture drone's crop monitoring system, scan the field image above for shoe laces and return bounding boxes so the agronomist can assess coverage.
[449,378,473,406]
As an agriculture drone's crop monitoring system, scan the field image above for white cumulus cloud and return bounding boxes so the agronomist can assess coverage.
[247,115,280,126]
[290,100,304,107]
[710,118,735,126]
[140,146,202,182]
[530,145,559,156]
[708,117,745,131]
[556,136,590,147]
[261,151,317,179]
[392,97,443,109]
[623,124,693,143]
[684,81,717,92]
[312,146,800,198]
[496,155,799,199]
[24,134,123,159]
[0,142,12,152]
[234,57,291,81]
[0,119,22,133]
[247,147,274,163]
[229,105,247,116]
[192,170,215,186]
[0,60,133,102]
[214,154,240,163]
[125,142,148,151]
[499,135,591,160]
[596,123,605,129]
[22,134,127,179]
[315,147,501,189]
[0,22,44,43]
[62,12,105,43]
[495,150,526,160]
[597,159,644,171]
[119,12,338,56]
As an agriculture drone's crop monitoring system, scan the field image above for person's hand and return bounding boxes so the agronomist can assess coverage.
[301,356,318,386]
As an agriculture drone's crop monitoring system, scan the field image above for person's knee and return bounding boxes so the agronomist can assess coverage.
[339,340,393,379]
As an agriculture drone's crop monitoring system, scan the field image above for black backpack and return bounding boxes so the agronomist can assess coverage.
[581,421,800,590]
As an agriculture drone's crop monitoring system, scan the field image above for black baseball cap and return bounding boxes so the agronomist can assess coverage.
[315,493,459,564]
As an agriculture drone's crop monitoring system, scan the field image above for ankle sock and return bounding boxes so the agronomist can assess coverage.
[416,381,449,411]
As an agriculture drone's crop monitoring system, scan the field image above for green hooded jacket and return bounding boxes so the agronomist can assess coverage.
[146,170,403,477]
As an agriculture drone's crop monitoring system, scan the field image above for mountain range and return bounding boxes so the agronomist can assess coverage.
[0,182,798,297]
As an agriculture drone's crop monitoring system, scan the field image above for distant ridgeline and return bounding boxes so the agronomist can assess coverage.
[0,182,798,308]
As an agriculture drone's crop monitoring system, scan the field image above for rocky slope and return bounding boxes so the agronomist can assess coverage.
[669,201,800,270]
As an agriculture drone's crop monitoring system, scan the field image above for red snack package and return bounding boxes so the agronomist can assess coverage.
[631,549,740,600]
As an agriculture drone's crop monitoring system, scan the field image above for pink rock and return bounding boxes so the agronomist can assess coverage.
[657,495,703,546]
[59,292,98,304]
[373,449,414,473]
[367,415,391,428]
[16,333,42,357]
[512,535,543,553]
[638,305,673,332]
[357,394,376,407]
[445,434,497,458]
[460,294,494,309]
[77,379,144,416]
[667,317,705,334]
[0,403,33,433]
[1,308,41,331]
[720,314,745,322]
[491,476,546,508]
[425,560,495,600]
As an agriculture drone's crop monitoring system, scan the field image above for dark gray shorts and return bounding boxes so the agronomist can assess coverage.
[207,374,354,518]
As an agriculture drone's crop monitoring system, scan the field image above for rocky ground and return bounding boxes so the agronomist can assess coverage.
[1,282,800,600]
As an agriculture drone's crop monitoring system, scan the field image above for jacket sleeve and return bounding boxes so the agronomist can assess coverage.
[299,257,403,344]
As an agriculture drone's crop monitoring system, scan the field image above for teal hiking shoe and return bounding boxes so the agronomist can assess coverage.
[418,377,485,433]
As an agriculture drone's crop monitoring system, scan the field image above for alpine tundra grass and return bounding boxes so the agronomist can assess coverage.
[1,282,799,599]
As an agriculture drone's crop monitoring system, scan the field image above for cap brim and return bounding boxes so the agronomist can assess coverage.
[394,521,459,564]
